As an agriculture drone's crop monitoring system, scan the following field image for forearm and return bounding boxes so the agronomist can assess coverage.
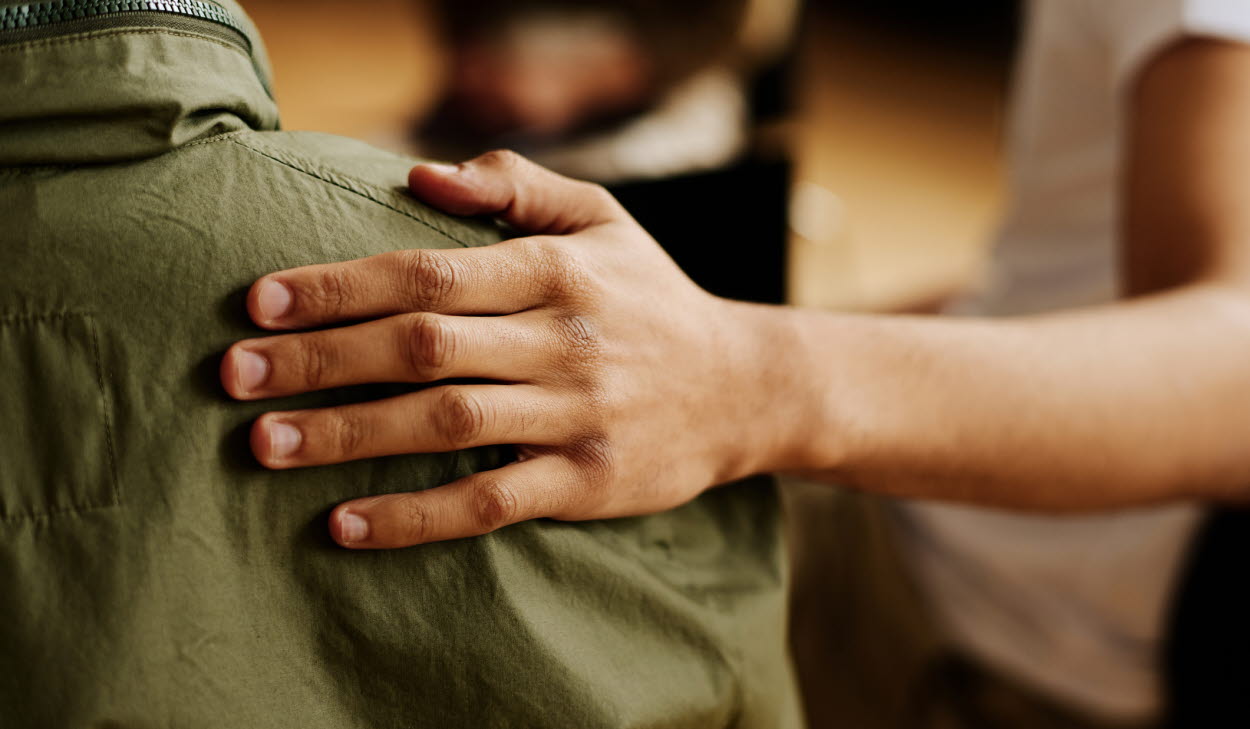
[748,283,1250,509]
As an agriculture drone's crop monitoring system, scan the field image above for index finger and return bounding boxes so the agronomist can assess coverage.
[249,237,557,330]
[409,150,626,236]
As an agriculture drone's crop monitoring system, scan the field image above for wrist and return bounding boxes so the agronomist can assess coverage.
[714,301,851,481]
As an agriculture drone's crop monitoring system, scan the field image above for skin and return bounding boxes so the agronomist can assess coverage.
[221,38,1250,549]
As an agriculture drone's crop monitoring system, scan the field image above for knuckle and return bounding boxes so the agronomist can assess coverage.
[541,241,579,275]
[579,181,617,209]
[473,479,519,532]
[399,249,458,312]
[478,149,524,173]
[397,498,430,544]
[435,388,489,446]
[552,315,602,358]
[517,235,556,263]
[537,243,590,300]
[297,336,334,390]
[567,435,616,486]
[403,313,455,380]
[312,268,354,316]
[328,410,369,458]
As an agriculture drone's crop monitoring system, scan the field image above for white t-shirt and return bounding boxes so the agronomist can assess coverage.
[898,0,1250,721]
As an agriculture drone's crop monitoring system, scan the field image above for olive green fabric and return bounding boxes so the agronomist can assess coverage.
[0,3,803,727]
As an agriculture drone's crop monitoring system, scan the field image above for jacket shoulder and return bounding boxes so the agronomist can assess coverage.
[224,131,501,250]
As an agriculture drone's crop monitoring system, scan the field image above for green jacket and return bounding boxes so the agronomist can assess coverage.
[0,2,802,727]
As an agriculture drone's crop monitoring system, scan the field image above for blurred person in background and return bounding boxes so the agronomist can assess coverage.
[226,0,1250,728]
[417,0,800,305]
[417,0,794,183]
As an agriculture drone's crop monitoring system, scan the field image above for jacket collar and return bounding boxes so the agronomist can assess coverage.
[0,0,279,165]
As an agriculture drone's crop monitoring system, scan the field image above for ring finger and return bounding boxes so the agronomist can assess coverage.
[251,384,566,468]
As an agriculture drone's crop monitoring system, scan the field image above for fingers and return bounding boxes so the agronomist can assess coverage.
[250,385,564,469]
[329,455,578,548]
[247,150,631,331]
[248,238,559,329]
[408,150,627,235]
[222,312,544,400]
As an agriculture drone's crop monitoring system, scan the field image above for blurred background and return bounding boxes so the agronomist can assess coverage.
[245,0,1017,313]
[243,1,1020,725]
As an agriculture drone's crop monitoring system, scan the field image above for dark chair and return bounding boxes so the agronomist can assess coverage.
[1164,507,1250,727]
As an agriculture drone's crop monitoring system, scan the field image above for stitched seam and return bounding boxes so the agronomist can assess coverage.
[0,132,247,174]
[0,310,89,325]
[179,129,249,150]
[0,500,122,524]
[227,137,474,249]
[0,27,246,59]
[156,129,252,160]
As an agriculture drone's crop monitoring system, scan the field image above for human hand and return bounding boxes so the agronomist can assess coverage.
[221,151,802,548]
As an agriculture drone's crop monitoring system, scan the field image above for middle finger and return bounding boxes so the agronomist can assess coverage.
[222,312,545,400]
[251,383,566,468]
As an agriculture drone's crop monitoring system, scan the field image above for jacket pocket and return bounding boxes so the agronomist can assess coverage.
[0,312,118,521]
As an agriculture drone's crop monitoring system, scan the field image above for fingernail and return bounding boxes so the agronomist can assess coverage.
[422,162,460,175]
[339,512,370,544]
[235,349,270,393]
[268,421,302,459]
[256,279,292,322]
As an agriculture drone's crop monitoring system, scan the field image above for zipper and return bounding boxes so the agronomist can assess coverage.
[0,0,270,96]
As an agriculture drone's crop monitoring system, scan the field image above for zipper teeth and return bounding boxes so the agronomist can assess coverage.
[0,0,272,98]
[0,1,249,49]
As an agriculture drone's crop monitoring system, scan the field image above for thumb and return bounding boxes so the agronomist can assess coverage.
[408,150,625,235]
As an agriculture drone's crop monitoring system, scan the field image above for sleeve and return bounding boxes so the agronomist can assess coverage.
[1103,0,1250,92]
